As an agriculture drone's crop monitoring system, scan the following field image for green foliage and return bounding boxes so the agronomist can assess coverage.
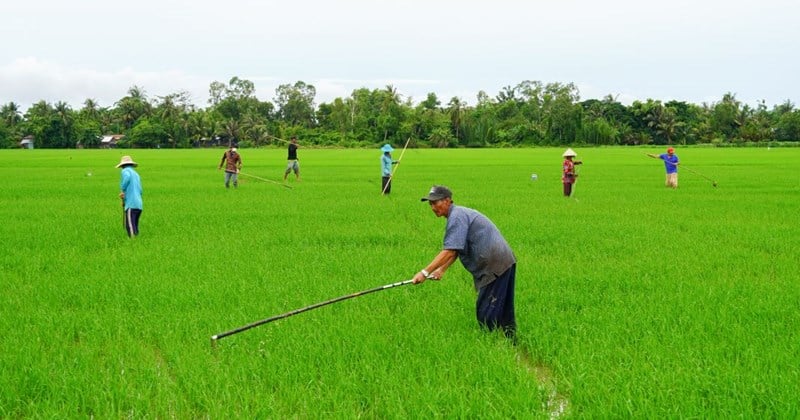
[0,122,11,148]
[774,110,800,141]
[580,116,619,145]
[74,117,102,148]
[5,79,800,149]
[124,118,167,148]
[274,81,317,128]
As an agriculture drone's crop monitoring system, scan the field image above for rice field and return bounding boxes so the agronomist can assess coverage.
[1,146,799,418]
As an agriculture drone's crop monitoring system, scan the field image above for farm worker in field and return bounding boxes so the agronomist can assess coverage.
[561,148,582,197]
[413,185,518,341]
[647,147,680,188]
[283,136,301,181]
[380,144,398,195]
[116,155,143,238]
[218,144,242,188]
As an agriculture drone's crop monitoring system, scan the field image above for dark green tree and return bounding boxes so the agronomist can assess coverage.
[710,92,742,140]
[275,81,317,128]
[124,118,167,148]
[774,110,800,141]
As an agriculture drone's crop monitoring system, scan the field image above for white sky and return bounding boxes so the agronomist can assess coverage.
[2,0,798,112]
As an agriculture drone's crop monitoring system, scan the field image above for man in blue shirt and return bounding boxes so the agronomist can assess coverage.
[413,185,517,340]
[648,147,680,188]
[116,155,143,237]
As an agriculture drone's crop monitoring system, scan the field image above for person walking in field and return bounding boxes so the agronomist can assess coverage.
[647,147,680,188]
[562,148,582,197]
[218,145,242,188]
[117,155,143,238]
[283,136,301,182]
[380,143,398,195]
[412,185,518,341]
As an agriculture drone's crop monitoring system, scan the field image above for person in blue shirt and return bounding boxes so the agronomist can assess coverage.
[116,155,143,237]
[380,144,398,195]
[648,147,680,188]
[413,185,518,341]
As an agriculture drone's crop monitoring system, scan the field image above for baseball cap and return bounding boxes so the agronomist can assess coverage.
[667,147,674,153]
[421,185,452,202]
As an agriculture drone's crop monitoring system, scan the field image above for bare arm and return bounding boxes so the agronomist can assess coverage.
[412,249,458,284]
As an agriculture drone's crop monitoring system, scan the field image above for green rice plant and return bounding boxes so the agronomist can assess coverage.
[0,147,798,418]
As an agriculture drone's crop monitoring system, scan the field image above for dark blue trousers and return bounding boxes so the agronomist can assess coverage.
[476,264,517,339]
[123,208,142,237]
[381,176,392,194]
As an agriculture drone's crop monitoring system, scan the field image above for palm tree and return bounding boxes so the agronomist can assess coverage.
[224,119,240,145]
[114,85,153,129]
[446,97,467,143]
[240,112,267,146]
[128,85,147,101]
[1,102,22,126]
[496,85,518,104]
[81,99,100,119]
[53,101,75,147]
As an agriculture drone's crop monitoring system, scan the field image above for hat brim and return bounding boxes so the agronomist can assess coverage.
[116,162,137,168]
[421,194,448,202]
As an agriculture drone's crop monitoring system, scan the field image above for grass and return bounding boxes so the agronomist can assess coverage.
[1,146,799,417]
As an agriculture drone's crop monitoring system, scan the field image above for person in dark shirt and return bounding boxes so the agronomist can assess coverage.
[283,137,301,182]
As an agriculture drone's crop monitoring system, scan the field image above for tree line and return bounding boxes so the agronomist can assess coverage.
[2,77,799,149]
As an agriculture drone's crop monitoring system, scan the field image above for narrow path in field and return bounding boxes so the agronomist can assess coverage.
[152,345,177,384]
[516,347,569,418]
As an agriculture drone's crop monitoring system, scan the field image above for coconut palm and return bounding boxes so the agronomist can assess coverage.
[1,102,23,126]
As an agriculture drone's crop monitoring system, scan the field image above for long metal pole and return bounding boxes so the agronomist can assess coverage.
[680,165,718,187]
[266,134,292,145]
[239,171,293,189]
[381,137,411,195]
[211,279,414,343]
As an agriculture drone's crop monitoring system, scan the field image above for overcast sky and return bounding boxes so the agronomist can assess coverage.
[2,0,798,112]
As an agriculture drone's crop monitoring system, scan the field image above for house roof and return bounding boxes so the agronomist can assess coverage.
[101,134,125,144]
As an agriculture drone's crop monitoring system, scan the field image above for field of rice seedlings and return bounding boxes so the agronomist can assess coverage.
[1,146,798,417]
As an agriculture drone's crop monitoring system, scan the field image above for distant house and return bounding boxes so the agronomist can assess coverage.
[19,136,34,149]
[100,134,125,149]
